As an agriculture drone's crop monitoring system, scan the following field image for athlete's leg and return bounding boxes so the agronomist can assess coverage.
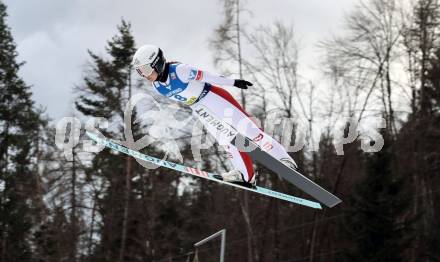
[206,86,297,167]
[190,97,255,182]
[223,144,254,182]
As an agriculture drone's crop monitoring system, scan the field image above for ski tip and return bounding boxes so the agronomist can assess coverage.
[85,131,98,140]
[308,202,322,209]
[326,198,343,208]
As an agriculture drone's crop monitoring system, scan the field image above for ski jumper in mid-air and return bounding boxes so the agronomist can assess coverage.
[132,44,298,187]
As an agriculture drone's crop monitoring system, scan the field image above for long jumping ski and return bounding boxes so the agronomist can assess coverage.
[232,134,342,208]
[86,132,322,209]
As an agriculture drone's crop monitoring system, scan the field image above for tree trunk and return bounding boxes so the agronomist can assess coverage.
[385,61,395,135]
[308,212,319,262]
[0,124,9,262]
[70,147,78,262]
[87,191,98,259]
[240,192,255,262]
[119,157,132,262]
[235,1,254,259]
[236,0,245,109]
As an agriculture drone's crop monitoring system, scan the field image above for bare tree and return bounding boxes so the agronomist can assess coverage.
[400,1,440,259]
[211,0,248,108]
[311,1,406,260]
[243,23,301,118]
[321,0,403,135]
[210,1,260,261]
[243,21,326,260]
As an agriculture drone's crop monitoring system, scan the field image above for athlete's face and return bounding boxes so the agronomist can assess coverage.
[146,70,158,82]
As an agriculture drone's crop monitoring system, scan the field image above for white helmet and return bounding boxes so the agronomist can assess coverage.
[132,44,166,78]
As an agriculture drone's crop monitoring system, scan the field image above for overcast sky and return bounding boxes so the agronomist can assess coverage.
[4,0,356,121]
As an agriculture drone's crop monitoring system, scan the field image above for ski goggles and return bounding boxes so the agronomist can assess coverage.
[135,64,154,78]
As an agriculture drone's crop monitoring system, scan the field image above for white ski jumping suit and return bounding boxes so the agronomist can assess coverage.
[151,63,296,182]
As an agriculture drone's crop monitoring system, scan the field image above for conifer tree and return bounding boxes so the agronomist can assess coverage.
[423,46,440,261]
[75,20,143,261]
[0,1,44,261]
[341,133,413,261]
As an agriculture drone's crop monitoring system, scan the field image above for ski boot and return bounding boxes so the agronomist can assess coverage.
[214,170,256,189]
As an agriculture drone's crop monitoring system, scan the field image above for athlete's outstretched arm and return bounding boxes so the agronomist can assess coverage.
[176,64,253,89]
[202,70,253,89]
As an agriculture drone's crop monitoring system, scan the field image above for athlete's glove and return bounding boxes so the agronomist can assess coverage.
[233,79,253,89]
